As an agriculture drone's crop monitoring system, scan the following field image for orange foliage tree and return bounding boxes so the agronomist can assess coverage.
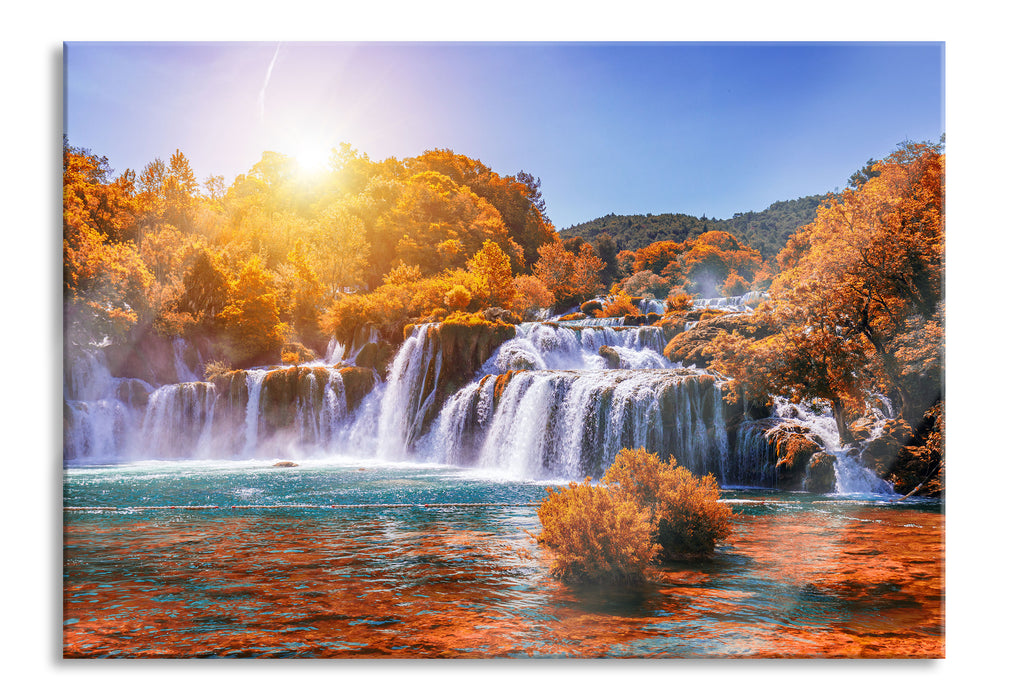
[64,141,151,344]
[712,141,944,439]
[218,255,285,366]
[466,240,516,308]
[532,241,605,308]
[404,149,557,268]
[511,275,556,319]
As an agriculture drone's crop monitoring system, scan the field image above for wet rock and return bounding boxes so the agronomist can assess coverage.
[340,366,377,412]
[859,419,913,479]
[806,453,837,493]
[598,345,621,369]
[757,422,826,491]
[481,307,522,325]
[273,461,298,468]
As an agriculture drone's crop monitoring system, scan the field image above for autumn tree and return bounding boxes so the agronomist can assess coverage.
[178,247,230,329]
[277,241,326,350]
[466,240,516,308]
[532,241,605,308]
[310,204,370,297]
[405,149,557,268]
[374,170,524,278]
[218,255,285,366]
[63,140,150,344]
[512,275,556,319]
[633,240,682,275]
[164,149,198,233]
[712,141,944,440]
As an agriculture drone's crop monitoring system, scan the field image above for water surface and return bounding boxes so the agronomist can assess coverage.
[63,460,943,658]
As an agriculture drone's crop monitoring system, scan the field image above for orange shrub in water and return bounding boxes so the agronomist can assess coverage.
[537,478,655,585]
[537,448,732,584]
[603,448,732,561]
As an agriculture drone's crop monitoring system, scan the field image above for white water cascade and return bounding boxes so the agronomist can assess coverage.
[63,349,153,460]
[483,323,670,373]
[140,382,217,458]
[63,314,900,496]
[423,368,730,480]
[758,397,895,495]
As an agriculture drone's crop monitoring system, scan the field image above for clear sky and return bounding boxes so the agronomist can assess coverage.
[65,41,944,229]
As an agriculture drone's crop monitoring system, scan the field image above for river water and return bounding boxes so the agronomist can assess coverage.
[63,458,943,658]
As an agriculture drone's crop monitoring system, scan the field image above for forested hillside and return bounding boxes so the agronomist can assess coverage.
[559,194,828,261]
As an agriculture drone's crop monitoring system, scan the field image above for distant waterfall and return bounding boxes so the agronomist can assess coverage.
[483,323,670,373]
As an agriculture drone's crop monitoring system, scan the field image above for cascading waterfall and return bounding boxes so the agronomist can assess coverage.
[728,421,778,487]
[638,298,666,315]
[140,382,217,458]
[768,397,894,495]
[424,368,730,480]
[692,291,768,313]
[64,349,152,461]
[243,370,268,456]
[172,337,202,383]
[373,325,441,460]
[63,315,897,496]
[482,323,671,374]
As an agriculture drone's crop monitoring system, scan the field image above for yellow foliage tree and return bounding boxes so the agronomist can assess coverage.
[218,255,285,366]
[466,240,516,308]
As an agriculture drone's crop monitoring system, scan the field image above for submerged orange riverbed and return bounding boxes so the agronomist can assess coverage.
[63,496,943,658]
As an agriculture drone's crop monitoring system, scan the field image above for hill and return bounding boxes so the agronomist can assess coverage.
[559,194,829,260]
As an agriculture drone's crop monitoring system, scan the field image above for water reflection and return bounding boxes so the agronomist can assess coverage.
[64,495,943,658]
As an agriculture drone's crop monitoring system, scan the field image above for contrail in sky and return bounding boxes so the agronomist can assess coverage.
[258,43,281,122]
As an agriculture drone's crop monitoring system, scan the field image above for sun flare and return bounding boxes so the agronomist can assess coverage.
[293,143,332,176]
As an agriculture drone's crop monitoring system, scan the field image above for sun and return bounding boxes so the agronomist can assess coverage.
[292,143,332,176]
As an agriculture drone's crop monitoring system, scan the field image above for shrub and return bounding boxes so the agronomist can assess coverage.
[721,272,749,297]
[444,284,472,310]
[537,478,655,585]
[203,359,232,382]
[603,448,732,561]
[536,448,733,584]
[597,290,639,318]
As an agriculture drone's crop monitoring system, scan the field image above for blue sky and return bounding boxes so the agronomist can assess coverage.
[65,41,943,229]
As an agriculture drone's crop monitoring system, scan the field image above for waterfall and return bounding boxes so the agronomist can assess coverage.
[140,382,217,458]
[64,349,152,461]
[637,298,666,315]
[424,368,730,480]
[62,316,902,496]
[482,323,671,374]
[374,325,441,460]
[768,397,894,495]
[692,292,768,313]
[172,338,201,383]
[243,370,268,456]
